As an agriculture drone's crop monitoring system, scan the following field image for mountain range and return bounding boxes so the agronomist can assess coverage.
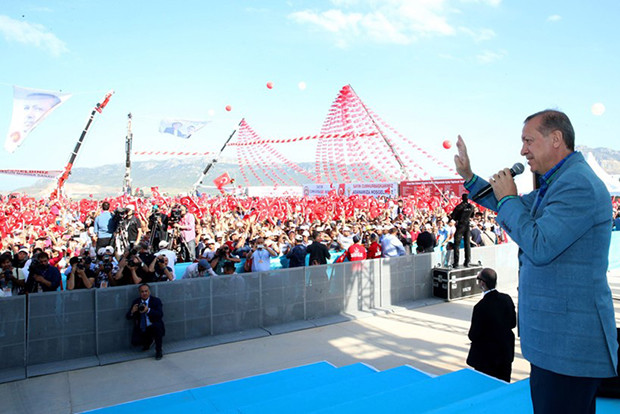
[13,145,620,198]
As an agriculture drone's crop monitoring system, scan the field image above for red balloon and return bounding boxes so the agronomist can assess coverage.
[442,140,452,149]
[266,81,273,89]
[225,105,232,112]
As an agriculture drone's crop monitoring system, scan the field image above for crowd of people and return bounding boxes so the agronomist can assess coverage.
[0,188,520,295]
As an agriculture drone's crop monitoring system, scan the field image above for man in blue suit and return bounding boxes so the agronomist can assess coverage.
[454,110,617,413]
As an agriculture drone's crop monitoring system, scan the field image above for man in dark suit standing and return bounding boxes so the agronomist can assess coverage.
[450,193,474,268]
[466,268,516,382]
[126,283,165,360]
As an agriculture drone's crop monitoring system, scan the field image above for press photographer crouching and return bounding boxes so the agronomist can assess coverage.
[66,256,96,290]
[24,251,61,293]
[147,254,174,282]
[94,247,118,288]
[0,252,25,297]
[111,244,145,286]
[126,283,165,360]
[209,245,240,275]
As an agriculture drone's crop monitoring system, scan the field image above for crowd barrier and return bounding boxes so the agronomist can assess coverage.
[0,242,526,383]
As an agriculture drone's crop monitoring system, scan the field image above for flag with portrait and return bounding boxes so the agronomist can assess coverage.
[158,119,209,139]
[5,86,71,153]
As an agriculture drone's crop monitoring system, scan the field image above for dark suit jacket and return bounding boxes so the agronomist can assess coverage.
[467,290,516,369]
[126,295,165,338]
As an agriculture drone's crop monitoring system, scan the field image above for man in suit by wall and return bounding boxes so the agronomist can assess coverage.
[126,283,165,360]
[455,110,618,413]
[466,268,516,382]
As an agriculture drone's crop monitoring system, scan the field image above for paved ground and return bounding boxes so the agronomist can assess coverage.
[2,270,620,414]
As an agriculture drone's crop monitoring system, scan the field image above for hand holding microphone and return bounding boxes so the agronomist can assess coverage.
[472,163,524,201]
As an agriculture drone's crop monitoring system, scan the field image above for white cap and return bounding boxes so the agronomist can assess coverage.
[126,205,135,211]
[295,234,303,241]
[97,247,107,256]
[158,240,169,249]
[105,246,114,254]
[18,247,29,254]
[302,230,310,237]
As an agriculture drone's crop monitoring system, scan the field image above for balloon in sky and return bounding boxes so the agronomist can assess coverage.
[208,109,215,117]
[266,81,274,89]
[298,81,307,91]
[591,102,605,116]
[225,105,232,112]
[442,140,452,149]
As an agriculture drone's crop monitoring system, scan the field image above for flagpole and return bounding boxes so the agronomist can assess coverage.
[191,119,242,195]
[51,90,114,198]
[122,113,133,195]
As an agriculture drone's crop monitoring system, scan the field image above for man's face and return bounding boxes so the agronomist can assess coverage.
[22,96,59,129]
[139,285,150,300]
[38,256,49,267]
[520,115,557,175]
[0,259,11,271]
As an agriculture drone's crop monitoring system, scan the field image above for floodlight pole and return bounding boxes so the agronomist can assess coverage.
[191,119,242,194]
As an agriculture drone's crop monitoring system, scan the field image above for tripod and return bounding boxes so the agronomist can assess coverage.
[113,219,131,259]
[168,225,191,262]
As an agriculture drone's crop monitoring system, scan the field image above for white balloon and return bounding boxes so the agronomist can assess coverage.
[298,81,307,91]
[208,109,215,117]
[591,103,605,116]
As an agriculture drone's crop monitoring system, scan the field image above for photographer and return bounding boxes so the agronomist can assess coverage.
[95,254,117,288]
[0,253,25,296]
[126,284,164,360]
[112,206,142,256]
[66,256,95,290]
[173,205,196,262]
[209,245,240,275]
[24,251,60,293]
[111,246,144,286]
[147,254,174,282]
[148,205,168,249]
[249,237,277,272]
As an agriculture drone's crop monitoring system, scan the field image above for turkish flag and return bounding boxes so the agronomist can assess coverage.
[213,172,232,189]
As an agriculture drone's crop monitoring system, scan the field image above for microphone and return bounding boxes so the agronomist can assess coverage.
[471,163,525,201]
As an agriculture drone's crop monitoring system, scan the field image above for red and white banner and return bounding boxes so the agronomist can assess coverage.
[399,179,465,198]
[134,151,213,156]
[0,169,62,179]
[5,86,71,153]
[303,182,398,198]
[343,182,399,198]
[247,186,303,197]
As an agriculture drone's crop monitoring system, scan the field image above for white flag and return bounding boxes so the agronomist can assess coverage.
[159,119,209,139]
[5,86,71,153]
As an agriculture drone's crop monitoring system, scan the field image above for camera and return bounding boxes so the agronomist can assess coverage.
[102,263,113,272]
[138,303,147,312]
[28,260,45,276]
[169,206,182,223]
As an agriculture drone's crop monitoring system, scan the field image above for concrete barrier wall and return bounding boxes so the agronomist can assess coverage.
[0,243,520,382]
[0,295,26,383]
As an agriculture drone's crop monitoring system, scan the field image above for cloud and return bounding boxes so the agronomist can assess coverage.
[476,49,506,63]
[0,15,68,56]
[458,26,495,42]
[289,0,498,47]
[547,14,562,22]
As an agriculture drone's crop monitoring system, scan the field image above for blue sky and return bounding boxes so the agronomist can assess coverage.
[0,0,618,193]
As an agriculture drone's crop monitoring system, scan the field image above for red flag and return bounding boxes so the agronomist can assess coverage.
[213,172,232,189]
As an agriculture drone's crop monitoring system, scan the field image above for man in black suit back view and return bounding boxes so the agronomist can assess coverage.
[466,268,516,382]
[126,283,165,360]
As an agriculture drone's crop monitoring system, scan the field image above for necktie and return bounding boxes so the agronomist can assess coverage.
[139,302,147,332]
